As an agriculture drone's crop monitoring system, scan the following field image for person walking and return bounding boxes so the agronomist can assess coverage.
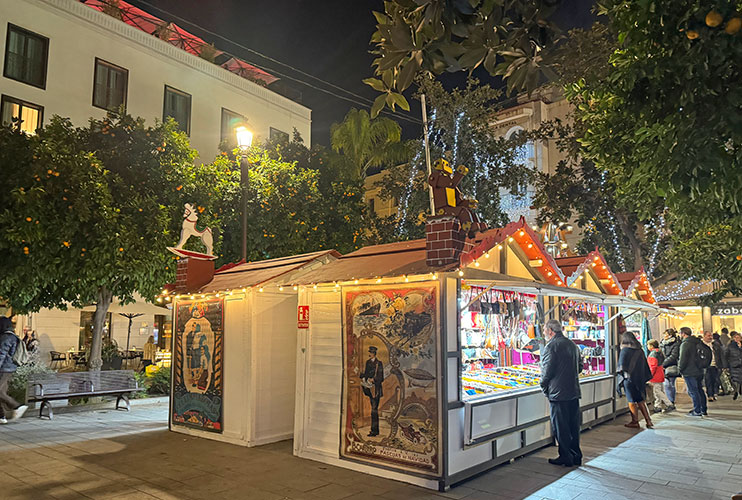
[0,317,28,424]
[720,327,732,348]
[702,331,725,401]
[660,329,680,411]
[540,319,582,467]
[647,339,672,412]
[678,327,708,416]
[618,332,654,428]
[725,331,742,400]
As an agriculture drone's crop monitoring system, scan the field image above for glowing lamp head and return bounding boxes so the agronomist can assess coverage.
[235,126,253,150]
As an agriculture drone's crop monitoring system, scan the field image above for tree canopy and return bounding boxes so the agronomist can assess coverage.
[0,113,236,368]
[365,0,562,116]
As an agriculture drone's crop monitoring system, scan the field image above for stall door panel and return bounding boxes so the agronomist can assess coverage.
[253,292,298,444]
[303,292,343,456]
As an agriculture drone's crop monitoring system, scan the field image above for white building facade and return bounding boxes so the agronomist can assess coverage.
[0,0,311,161]
[1,0,311,366]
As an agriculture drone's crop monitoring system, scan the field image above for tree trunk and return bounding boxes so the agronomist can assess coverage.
[614,211,644,272]
[88,286,113,371]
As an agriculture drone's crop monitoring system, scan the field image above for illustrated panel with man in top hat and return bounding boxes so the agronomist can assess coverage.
[341,283,441,476]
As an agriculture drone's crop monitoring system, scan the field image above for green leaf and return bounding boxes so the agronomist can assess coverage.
[363,78,387,92]
[390,92,410,112]
[370,94,387,118]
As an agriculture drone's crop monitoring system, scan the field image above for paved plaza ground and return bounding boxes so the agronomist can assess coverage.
[0,394,740,500]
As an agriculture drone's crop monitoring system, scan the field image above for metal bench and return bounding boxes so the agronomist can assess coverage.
[26,370,144,419]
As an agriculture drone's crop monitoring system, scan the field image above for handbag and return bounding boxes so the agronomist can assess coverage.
[665,365,679,378]
[720,369,734,394]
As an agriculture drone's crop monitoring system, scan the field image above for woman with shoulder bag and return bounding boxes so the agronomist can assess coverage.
[660,329,680,411]
[618,332,654,428]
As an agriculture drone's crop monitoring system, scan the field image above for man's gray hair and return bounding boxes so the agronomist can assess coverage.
[545,319,562,334]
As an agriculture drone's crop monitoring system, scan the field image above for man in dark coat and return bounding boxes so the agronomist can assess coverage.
[361,346,384,437]
[541,319,582,467]
[678,327,707,416]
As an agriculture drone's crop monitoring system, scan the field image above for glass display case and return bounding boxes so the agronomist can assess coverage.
[459,284,543,400]
[560,300,608,378]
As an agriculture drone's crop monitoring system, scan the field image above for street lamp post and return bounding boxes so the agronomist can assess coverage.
[235,126,253,262]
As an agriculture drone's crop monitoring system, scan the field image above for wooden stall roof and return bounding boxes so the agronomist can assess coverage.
[555,249,624,295]
[615,268,657,304]
[198,250,340,293]
[282,239,456,286]
[462,218,566,287]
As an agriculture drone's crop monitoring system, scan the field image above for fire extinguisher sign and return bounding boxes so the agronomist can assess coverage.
[297,305,310,329]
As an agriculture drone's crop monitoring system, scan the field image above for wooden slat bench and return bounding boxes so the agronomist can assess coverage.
[26,370,144,419]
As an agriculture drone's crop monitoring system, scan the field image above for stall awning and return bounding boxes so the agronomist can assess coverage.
[283,239,454,285]
[199,250,340,293]
[461,268,658,310]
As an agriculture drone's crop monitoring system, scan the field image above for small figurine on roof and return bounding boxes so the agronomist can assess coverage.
[428,158,487,238]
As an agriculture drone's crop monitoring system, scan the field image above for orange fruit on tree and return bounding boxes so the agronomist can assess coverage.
[725,17,742,34]
[706,10,723,27]
[686,30,700,39]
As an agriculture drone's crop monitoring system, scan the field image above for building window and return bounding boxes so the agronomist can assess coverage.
[93,58,128,111]
[163,85,191,135]
[220,108,246,149]
[270,127,289,143]
[78,311,112,350]
[1,95,43,134]
[3,24,49,89]
[368,197,376,212]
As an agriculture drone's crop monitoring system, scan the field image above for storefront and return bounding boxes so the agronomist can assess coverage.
[287,220,658,490]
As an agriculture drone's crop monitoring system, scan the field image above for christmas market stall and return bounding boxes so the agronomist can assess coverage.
[163,249,338,446]
[282,216,657,491]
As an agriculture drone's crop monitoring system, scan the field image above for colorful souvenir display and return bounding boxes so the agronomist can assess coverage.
[561,300,607,375]
[460,285,543,399]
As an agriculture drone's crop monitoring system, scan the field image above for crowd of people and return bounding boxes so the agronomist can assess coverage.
[618,326,742,426]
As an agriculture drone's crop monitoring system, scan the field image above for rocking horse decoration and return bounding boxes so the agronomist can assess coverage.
[167,203,216,261]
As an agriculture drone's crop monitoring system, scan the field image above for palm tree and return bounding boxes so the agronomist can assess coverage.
[330,108,408,180]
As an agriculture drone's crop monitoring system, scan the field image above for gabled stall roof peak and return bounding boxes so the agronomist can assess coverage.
[616,267,656,304]
[554,249,624,295]
[462,217,566,286]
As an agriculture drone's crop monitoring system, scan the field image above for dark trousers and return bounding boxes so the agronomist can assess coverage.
[704,366,720,397]
[684,375,707,414]
[369,396,380,435]
[0,372,20,418]
[550,399,582,465]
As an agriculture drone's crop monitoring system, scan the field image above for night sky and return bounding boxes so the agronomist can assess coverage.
[127,0,596,146]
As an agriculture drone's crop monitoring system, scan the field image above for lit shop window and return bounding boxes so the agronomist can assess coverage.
[1,95,43,134]
[163,85,191,135]
[93,58,128,112]
[3,24,49,89]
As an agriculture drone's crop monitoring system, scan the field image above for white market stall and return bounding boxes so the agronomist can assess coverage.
[166,250,338,447]
[286,220,659,490]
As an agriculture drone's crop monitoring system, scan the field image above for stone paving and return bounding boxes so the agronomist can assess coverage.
[0,393,740,500]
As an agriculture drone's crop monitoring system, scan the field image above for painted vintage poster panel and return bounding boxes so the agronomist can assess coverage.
[341,283,441,476]
[172,299,224,433]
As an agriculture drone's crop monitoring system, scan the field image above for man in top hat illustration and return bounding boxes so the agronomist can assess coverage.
[361,345,384,437]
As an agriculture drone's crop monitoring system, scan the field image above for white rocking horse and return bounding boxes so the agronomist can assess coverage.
[174,203,213,256]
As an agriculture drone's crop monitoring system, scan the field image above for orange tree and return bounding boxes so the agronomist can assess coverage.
[567,1,742,297]
[0,113,236,370]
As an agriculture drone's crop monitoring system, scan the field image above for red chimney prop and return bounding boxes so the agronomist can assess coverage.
[175,258,215,293]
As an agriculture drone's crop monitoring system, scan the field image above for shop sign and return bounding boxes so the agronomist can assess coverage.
[340,283,441,477]
[712,303,742,316]
[298,305,310,329]
[171,298,224,433]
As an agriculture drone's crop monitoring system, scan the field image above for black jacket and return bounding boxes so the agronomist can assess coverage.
[618,347,652,385]
[726,342,742,385]
[540,333,582,401]
[660,337,680,368]
[678,335,704,378]
[710,339,726,369]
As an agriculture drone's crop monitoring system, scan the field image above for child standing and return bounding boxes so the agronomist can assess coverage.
[647,339,673,412]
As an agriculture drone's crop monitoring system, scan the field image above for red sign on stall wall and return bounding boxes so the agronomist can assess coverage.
[297,305,310,329]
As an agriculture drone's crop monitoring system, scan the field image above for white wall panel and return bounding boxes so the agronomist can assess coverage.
[524,421,550,445]
[447,407,492,475]
[496,431,521,457]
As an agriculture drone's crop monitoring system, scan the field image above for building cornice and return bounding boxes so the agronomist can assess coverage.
[32,0,311,120]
